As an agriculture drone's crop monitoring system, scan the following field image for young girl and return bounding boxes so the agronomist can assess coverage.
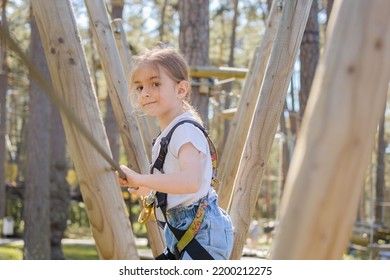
[118,46,234,260]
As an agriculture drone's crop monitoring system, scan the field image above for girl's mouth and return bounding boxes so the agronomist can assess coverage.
[142,101,157,107]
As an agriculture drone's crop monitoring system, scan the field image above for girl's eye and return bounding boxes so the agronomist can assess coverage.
[151,82,161,88]
[135,86,144,93]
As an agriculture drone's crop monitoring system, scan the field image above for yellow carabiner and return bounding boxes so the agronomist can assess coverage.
[138,190,157,224]
[138,198,154,224]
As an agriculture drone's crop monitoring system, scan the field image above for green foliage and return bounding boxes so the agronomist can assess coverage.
[65,197,147,238]
[4,192,24,237]
[68,201,90,228]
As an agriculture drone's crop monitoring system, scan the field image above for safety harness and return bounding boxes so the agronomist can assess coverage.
[138,119,219,260]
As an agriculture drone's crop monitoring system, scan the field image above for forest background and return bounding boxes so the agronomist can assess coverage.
[0,0,389,260]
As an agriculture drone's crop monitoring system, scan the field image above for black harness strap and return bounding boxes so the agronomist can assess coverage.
[152,119,215,260]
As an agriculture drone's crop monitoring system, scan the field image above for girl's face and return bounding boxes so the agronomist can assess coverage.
[132,64,189,128]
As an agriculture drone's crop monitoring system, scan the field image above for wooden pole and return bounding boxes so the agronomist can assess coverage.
[85,0,147,174]
[111,19,159,162]
[85,1,165,257]
[217,1,282,208]
[109,17,165,256]
[270,0,390,259]
[31,0,138,259]
[228,0,313,259]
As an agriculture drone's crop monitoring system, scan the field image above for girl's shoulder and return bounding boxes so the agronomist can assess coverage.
[169,120,209,157]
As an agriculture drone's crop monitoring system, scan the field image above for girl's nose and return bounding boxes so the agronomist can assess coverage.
[141,90,150,98]
[141,86,151,97]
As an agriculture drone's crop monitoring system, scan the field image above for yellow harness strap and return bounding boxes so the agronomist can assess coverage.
[176,198,208,254]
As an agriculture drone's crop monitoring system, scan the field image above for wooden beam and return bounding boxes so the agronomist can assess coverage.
[111,19,159,162]
[85,0,147,174]
[217,1,282,208]
[110,18,165,257]
[190,66,247,79]
[221,108,237,119]
[85,0,165,257]
[227,0,313,259]
[31,0,138,259]
[270,0,390,259]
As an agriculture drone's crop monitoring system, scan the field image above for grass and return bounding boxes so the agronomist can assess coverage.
[62,244,99,260]
[0,224,149,260]
[0,244,23,260]
[0,242,99,260]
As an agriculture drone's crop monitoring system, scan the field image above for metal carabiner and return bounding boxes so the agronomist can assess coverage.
[138,190,156,224]
[138,203,153,224]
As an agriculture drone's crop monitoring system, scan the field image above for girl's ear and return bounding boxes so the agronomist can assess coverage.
[177,80,190,98]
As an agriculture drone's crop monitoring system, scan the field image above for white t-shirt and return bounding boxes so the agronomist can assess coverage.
[151,111,213,210]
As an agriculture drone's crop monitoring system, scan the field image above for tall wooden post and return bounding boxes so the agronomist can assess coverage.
[31,0,138,259]
[217,1,282,209]
[111,19,159,162]
[270,0,390,259]
[85,0,165,257]
[228,0,313,259]
[85,0,147,174]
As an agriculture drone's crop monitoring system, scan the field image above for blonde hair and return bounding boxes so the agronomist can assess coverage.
[131,46,202,124]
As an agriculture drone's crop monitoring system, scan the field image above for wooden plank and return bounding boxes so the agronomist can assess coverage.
[31,0,138,259]
[190,66,247,79]
[270,0,390,259]
[221,108,237,119]
[228,0,313,259]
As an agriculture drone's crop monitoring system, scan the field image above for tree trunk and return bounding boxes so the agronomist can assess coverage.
[159,0,169,42]
[299,0,319,122]
[23,9,51,259]
[270,0,390,259]
[31,0,138,259]
[105,98,120,162]
[49,105,70,260]
[179,0,210,127]
[267,0,273,15]
[0,0,8,219]
[279,102,290,194]
[222,0,239,144]
[228,0,313,259]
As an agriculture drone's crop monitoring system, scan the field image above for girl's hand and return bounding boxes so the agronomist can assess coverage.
[118,165,138,186]
[117,165,150,196]
[127,185,150,196]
